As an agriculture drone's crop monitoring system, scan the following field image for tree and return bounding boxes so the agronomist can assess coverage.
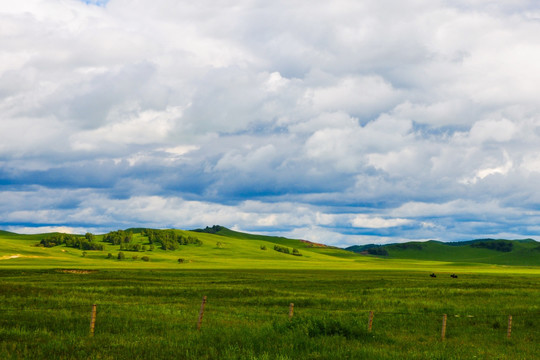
[274,245,291,254]
[104,230,133,245]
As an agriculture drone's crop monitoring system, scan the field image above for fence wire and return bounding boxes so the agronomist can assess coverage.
[1,302,538,318]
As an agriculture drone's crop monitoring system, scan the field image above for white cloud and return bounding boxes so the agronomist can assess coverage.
[308,75,401,116]
[70,106,182,151]
[468,119,517,143]
[521,153,540,173]
[264,72,289,92]
[461,155,513,184]
[5,226,82,235]
[2,0,540,245]
[351,215,412,229]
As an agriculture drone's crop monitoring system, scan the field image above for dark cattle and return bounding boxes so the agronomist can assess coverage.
[450,274,458,278]
[430,273,436,278]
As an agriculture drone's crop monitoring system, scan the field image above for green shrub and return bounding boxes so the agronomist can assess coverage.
[141,256,150,262]
[120,242,143,252]
[117,252,125,260]
[274,245,290,254]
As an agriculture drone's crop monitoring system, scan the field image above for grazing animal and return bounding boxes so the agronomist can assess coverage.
[451,274,458,278]
[430,273,437,278]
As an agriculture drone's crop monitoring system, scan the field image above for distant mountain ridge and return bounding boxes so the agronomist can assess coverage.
[346,238,540,266]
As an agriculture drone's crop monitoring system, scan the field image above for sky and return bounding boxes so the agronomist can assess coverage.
[2,0,540,247]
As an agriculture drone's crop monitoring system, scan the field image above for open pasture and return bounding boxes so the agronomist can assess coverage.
[0,269,538,359]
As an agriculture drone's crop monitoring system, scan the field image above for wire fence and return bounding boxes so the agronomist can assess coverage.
[1,297,538,341]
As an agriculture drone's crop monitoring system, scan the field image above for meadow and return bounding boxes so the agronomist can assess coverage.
[1,269,538,360]
[0,229,538,359]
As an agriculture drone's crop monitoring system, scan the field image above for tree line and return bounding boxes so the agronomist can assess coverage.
[143,229,202,250]
[471,240,513,252]
[39,233,103,251]
[273,245,302,256]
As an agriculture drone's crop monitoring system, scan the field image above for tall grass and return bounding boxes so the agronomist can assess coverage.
[0,269,538,359]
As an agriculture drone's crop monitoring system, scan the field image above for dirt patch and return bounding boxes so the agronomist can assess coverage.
[58,269,99,274]
[0,254,21,260]
[300,240,328,247]
[0,254,44,260]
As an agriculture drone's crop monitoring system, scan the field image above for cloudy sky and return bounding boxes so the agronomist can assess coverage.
[2,0,540,246]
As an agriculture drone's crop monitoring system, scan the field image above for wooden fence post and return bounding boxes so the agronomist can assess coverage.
[441,314,447,340]
[197,296,207,331]
[289,303,294,320]
[368,311,374,332]
[89,304,97,337]
[507,315,512,338]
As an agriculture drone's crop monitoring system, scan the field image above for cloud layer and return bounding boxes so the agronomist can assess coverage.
[2,0,540,246]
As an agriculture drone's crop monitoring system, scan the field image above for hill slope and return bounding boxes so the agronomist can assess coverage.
[346,239,540,266]
[0,227,370,270]
[1,227,539,271]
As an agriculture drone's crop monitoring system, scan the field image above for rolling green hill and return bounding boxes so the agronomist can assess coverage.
[0,226,370,271]
[346,239,540,266]
[0,227,538,272]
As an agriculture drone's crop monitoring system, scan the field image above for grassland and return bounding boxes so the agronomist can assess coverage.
[0,229,539,359]
[1,269,538,359]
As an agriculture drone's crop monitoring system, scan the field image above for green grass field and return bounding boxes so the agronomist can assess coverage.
[1,269,538,360]
[0,229,539,359]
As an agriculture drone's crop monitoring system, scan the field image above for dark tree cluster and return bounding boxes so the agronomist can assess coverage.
[392,243,424,250]
[192,225,224,234]
[366,247,389,256]
[143,229,202,250]
[120,243,148,252]
[471,240,513,252]
[273,245,302,256]
[39,233,103,251]
[103,230,133,245]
